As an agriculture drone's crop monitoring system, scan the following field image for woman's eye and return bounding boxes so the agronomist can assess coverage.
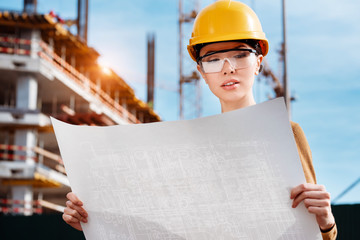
[207,58,220,63]
[234,54,247,59]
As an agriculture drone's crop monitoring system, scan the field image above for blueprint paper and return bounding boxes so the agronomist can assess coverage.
[51,98,321,240]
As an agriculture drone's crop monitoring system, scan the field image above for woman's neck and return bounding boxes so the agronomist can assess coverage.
[220,95,256,113]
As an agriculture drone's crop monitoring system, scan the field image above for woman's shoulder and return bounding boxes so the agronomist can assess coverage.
[290,121,300,130]
[290,121,310,152]
[290,121,306,140]
[290,121,316,184]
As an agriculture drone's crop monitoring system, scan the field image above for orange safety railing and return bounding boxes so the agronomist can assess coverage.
[0,198,66,214]
[38,40,141,124]
[0,35,141,124]
[0,36,31,55]
[0,207,42,214]
[0,198,42,214]
[0,144,65,174]
[0,199,43,214]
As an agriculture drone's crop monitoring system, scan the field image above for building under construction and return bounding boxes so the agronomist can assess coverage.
[0,1,160,218]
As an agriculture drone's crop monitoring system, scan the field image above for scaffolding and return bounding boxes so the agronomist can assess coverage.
[178,0,201,120]
[0,9,160,215]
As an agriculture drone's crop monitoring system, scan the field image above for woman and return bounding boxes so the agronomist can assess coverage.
[64,1,337,239]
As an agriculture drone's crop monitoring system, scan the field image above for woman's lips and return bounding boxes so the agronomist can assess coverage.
[221,80,239,90]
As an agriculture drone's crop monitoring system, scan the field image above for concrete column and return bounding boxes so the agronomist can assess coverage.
[84,70,90,91]
[114,91,119,104]
[61,45,66,60]
[16,75,38,110]
[49,38,54,51]
[14,129,37,165]
[106,85,111,96]
[12,186,33,216]
[12,129,36,216]
[30,30,41,59]
[38,139,44,165]
[96,78,101,89]
[96,78,101,98]
[70,95,75,112]
[12,74,38,215]
[139,112,144,123]
[131,109,137,122]
[121,98,128,120]
[71,55,76,68]
[48,37,54,61]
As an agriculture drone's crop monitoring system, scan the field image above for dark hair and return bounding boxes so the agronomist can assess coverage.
[194,39,263,62]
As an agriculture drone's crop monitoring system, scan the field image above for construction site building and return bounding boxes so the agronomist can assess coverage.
[0,9,160,215]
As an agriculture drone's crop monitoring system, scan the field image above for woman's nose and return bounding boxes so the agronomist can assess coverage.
[222,58,235,75]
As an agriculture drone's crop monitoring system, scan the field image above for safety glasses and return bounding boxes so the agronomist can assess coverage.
[198,48,257,73]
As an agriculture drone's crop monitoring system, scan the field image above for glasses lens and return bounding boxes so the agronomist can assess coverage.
[232,51,253,68]
[201,58,223,73]
[201,49,255,73]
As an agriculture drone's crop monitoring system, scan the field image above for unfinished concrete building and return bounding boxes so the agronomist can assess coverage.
[0,8,160,215]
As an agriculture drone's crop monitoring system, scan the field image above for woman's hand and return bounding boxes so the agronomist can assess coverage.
[63,192,88,231]
[290,183,335,231]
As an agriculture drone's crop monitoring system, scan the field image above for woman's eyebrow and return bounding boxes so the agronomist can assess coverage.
[202,50,218,56]
[201,45,251,56]
[236,44,248,49]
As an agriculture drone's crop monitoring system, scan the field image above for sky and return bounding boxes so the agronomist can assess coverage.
[1,0,359,204]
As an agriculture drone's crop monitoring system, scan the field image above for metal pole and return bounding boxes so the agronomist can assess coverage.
[147,33,155,108]
[282,0,291,117]
[77,0,89,43]
[332,177,360,204]
[23,0,37,14]
[179,0,184,120]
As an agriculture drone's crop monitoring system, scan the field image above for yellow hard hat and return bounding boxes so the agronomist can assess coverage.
[187,0,269,61]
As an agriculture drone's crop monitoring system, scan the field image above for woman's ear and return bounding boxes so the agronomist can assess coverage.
[197,64,208,84]
[255,55,263,75]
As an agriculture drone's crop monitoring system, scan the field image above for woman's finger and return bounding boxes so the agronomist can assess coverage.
[63,207,85,222]
[307,206,331,217]
[66,200,88,218]
[66,192,83,206]
[63,212,80,223]
[303,198,331,209]
[292,190,330,208]
[290,183,325,199]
